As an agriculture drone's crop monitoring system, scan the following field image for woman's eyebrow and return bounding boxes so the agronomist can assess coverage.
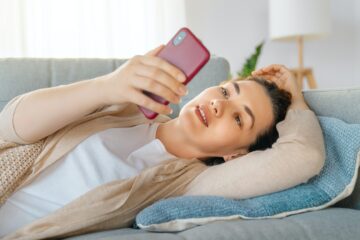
[231,81,255,129]
[231,81,240,95]
[245,106,255,129]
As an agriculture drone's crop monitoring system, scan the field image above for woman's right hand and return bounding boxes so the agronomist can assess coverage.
[98,45,188,115]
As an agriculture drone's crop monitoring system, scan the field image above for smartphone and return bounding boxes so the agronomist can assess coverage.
[138,27,210,119]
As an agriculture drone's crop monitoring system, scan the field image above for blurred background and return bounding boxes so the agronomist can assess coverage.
[0,0,359,89]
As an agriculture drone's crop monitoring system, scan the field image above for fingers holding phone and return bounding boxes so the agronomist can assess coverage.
[99,45,188,116]
[138,27,210,119]
[137,45,189,97]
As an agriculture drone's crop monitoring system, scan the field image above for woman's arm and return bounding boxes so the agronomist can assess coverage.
[0,45,187,144]
[0,78,106,144]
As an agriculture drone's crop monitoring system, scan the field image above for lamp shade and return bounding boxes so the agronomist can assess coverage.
[269,0,331,40]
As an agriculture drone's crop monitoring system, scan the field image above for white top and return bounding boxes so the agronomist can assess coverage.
[0,122,176,236]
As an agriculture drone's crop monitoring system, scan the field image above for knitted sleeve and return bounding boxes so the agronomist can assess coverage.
[0,138,45,206]
[184,109,326,199]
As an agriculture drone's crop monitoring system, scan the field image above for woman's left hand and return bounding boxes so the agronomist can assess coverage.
[252,64,309,110]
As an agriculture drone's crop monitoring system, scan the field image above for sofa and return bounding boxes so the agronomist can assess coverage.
[0,57,359,239]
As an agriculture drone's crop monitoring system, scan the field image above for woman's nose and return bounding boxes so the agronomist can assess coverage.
[210,99,226,117]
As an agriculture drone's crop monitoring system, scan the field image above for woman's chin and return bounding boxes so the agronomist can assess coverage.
[179,107,202,130]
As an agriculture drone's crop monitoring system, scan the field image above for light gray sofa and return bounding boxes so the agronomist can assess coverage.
[0,57,359,239]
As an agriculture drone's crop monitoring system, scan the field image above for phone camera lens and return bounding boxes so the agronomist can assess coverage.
[173,31,187,46]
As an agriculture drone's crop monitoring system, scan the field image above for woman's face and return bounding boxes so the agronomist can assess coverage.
[178,80,274,161]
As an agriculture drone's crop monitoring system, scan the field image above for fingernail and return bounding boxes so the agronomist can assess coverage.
[177,74,186,82]
[178,85,188,95]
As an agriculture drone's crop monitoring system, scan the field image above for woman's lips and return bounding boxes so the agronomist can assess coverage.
[199,104,209,125]
[195,105,208,127]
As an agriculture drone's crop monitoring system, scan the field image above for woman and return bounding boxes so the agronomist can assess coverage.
[0,45,324,237]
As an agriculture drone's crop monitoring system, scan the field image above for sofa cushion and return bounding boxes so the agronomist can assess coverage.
[303,88,360,209]
[65,208,360,240]
[134,116,360,232]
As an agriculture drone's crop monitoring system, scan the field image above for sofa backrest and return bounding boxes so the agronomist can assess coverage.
[303,88,360,124]
[0,57,230,118]
[2,58,359,124]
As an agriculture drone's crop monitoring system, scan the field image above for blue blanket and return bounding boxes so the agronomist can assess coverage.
[134,116,360,232]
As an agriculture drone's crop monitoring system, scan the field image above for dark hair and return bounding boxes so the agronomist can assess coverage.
[203,77,292,166]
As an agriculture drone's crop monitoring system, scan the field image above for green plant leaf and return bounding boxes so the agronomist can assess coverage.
[237,41,264,78]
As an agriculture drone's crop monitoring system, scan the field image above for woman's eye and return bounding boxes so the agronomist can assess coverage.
[220,87,241,126]
[235,115,242,126]
[220,87,229,98]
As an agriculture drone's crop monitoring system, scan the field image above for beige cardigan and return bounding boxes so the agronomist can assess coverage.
[0,92,325,239]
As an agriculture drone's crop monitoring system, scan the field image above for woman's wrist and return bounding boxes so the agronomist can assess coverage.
[289,95,309,110]
[92,74,117,107]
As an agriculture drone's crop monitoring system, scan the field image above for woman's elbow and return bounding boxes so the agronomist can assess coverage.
[313,148,326,175]
[304,146,326,181]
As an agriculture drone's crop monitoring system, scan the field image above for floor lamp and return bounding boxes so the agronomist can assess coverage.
[269,0,331,89]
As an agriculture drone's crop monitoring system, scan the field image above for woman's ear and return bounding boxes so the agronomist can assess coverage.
[223,149,249,161]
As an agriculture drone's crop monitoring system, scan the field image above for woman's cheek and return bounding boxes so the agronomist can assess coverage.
[212,128,238,145]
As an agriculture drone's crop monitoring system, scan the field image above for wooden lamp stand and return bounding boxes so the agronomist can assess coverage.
[290,36,318,89]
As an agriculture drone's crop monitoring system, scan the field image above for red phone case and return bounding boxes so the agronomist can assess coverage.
[138,27,210,119]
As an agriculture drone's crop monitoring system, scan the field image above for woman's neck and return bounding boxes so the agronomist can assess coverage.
[156,119,203,160]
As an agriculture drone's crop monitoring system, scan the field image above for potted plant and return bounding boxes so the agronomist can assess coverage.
[224,41,264,85]
[237,41,264,79]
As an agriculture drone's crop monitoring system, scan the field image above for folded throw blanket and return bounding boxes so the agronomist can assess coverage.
[135,116,360,232]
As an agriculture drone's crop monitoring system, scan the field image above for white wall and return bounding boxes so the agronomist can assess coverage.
[185,0,360,89]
